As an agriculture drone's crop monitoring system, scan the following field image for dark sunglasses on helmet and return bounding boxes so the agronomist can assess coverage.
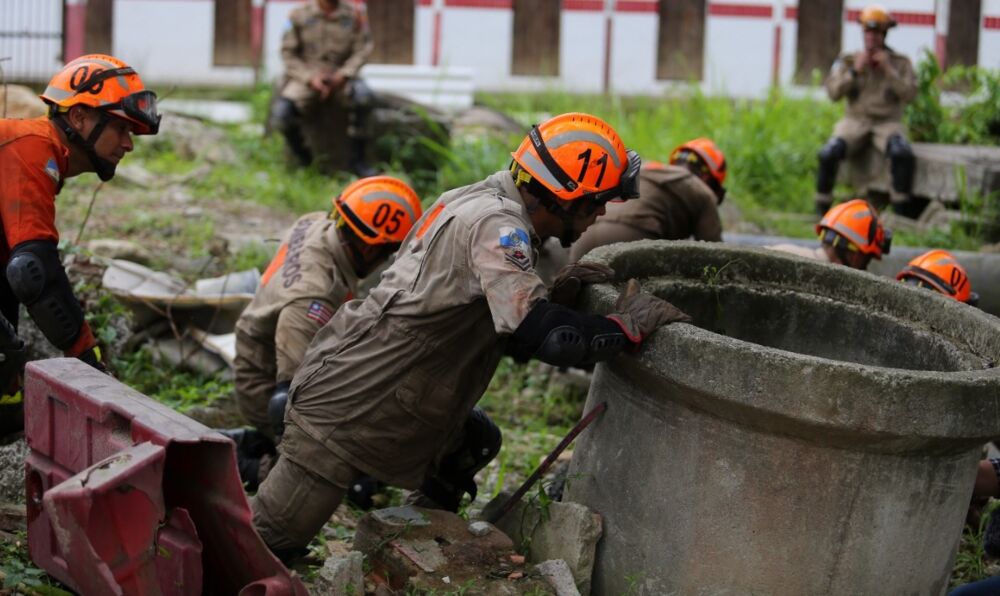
[103,90,161,135]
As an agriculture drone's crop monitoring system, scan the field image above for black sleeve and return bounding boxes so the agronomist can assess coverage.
[507,300,629,367]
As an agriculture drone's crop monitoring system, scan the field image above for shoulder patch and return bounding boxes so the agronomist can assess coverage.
[499,226,531,271]
[44,158,60,185]
[305,300,334,326]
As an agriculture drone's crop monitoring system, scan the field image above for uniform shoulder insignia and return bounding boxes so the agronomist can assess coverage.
[499,226,532,271]
[43,158,60,185]
[305,300,334,326]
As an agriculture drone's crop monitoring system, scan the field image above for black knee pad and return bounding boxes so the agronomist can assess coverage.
[886,134,915,194]
[419,407,503,511]
[269,98,301,134]
[816,138,847,193]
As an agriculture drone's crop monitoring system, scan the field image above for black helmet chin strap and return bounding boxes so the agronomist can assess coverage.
[52,109,118,181]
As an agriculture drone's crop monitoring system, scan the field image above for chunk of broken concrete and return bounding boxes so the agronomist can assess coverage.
[355,506,554,594]
[483,492,602,596]
[535,559,581,596]
[87,239,152,265]
[309,551,364,596]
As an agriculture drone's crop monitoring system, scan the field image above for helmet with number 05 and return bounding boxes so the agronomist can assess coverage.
[511,112,641,205]
[896,249,978,305]
[816,199,891,259]
[40,54,160,135]
[333,176,423,246]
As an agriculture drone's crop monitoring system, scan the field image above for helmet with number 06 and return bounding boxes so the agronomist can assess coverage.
[896,249,978,305]
[333,176,423,245]
[40,54,160,135]
[511,112,641,205]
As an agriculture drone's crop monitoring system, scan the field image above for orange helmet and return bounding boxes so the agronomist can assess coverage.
[816,199,892,259]
[333,176,423,246]
[40,54,160,135]
[670,137,727,201]
[858,4,896,31]
[511,112,641,204]
[896,250,978,305]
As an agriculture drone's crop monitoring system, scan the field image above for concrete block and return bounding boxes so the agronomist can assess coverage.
[535,560,581,596]
[309,551,363,596]
[486,493,602,596]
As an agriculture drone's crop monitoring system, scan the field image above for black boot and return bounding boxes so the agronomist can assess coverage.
[348,138,378,178]
[217,428,276,491]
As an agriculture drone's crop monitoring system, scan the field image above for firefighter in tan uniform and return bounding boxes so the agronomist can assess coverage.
[815,4,917,217]
[569,137,726,262]
[250,113,692,559]
[223,177,422,491]
[768,199,891,270]
[271,0,375,175]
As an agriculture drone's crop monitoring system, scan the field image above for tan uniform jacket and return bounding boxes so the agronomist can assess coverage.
[569,164,721,261]
[766,243,831,262]
[234,212,358,429]
[825,48,916,122]
[283,171,548,489]
[280,1,374,104]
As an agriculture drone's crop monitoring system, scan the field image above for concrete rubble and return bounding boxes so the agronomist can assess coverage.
[353,505,555,594]
[482,492,601,596]
[309,550,364,596]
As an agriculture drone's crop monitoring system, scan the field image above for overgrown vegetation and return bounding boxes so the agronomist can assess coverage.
[906,50,1000,146]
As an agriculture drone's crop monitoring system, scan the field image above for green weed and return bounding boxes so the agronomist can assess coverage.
[113,346,233,412]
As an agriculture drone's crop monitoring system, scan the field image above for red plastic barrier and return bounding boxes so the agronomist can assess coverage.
[24,358,307,595]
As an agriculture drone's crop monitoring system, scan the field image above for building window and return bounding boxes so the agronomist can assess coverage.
[511,0,560,76]
[213,0,252,66]
[795,1,844,83]
[656,0,705,81]
[84,0,113,55]
[946,0,980,68]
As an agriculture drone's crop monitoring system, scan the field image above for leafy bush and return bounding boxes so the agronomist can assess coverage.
[906,50,1000,145]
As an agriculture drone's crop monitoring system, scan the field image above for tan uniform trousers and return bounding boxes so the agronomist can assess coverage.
[834,116,907,156]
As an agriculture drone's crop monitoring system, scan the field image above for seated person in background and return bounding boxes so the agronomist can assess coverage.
[815,4,918,218]
[767,199,891,271]
[896,249,978,307]
[568,137,726,262]
[224,176,422,495]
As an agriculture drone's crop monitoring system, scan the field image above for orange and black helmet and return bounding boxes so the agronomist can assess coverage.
[333,176,423,246]
[511,112,641,207]
[670,137,727,202]
[897,250,978,305]
[41,54,160,135]
[816,199,892,259]
[858,4,897,31]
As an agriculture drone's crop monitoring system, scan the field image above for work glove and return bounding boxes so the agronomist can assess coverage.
[607,278,692,343]
[549,262,616,307]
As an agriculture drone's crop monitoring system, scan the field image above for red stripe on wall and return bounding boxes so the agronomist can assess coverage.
[417,0,433,6]
[564,0,605,10]
[785,6,797,20]
[845,9,934,26]
[708,3,772,19]
[984,16,1000,30]
[444,0,511,7]
[615,1,657,12]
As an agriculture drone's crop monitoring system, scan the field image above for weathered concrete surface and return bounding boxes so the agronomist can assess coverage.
[308,551,363,596]
[726,233,1000,317]
[841,142,1000,205]
[567,240,1000,596]
[535,560,581,596]
[484,492,602,595]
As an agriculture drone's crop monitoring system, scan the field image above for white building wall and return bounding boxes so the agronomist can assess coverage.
[981,0,1000,69]
[704,2,775,97]
[560,10,606,94]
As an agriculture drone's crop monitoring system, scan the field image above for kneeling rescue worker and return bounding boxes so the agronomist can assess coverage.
[569,136,727,262]
[896,249,978,306]
[251,112,692,561]
[767,199,891,270]
[225,176,423,497]
[0,54,160,439]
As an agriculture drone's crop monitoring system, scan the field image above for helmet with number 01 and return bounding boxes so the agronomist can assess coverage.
[511,112,641,205]
[40,54,160,135]
[333,176,423,245]
[816,199,892,259]
[896,249,978,305]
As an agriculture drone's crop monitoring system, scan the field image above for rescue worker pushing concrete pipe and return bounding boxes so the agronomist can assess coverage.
[767,199,892,270]
[223,176,423,495]
[250,112,693,561]
[0,54,161,439]
[815,4,918,218]
[569,137,726,262]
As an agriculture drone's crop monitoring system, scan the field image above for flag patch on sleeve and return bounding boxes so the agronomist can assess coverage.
[305,300,334,326]
[44,158,60,185]
[499,226,531,271]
